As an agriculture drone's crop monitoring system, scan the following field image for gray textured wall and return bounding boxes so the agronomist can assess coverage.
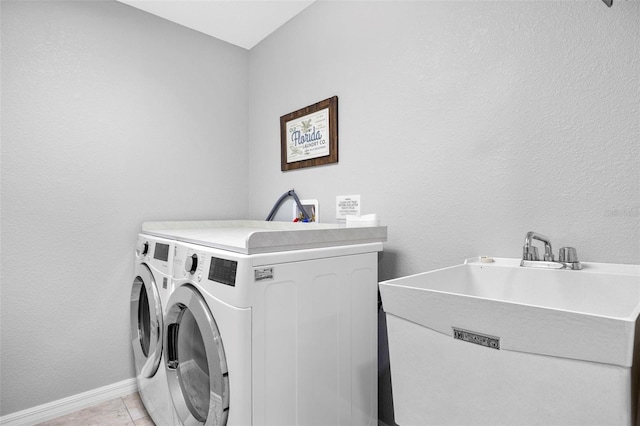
[1,0,249,415]
[2,0,639,422]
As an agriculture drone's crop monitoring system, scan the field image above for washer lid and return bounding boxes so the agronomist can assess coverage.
[142,220,387,254]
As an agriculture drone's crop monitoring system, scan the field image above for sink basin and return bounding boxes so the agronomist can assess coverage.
[379,257,640,425]
[380,257,640,366]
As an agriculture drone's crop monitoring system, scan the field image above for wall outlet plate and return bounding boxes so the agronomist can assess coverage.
[294,199,318,222]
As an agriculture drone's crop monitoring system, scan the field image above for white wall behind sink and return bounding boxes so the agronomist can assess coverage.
[248,1,639,279]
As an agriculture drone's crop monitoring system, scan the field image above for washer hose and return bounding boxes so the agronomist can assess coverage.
[265,189,310,222]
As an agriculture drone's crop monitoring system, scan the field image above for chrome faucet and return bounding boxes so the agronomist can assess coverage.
[520,231,582,270]
[522,231,554,261]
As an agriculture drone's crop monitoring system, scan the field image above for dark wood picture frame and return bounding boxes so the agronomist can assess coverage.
[280,96,338,171]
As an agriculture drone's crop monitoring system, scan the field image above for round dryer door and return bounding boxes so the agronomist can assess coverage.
[130,263,164,378]
[165,285,230,426]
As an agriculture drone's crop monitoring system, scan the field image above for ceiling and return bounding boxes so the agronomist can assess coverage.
[117,0,614,50]
[117,0,317,50]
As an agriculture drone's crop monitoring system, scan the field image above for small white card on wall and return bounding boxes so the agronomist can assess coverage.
[336,195,361,219]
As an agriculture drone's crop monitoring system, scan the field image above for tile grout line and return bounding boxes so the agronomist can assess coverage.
[122,397,136,424]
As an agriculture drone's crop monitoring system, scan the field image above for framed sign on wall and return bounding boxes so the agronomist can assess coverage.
[280,96,338,171]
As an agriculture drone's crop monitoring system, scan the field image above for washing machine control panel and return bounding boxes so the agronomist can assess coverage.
[208,257,238,287]
[176,248,238,287]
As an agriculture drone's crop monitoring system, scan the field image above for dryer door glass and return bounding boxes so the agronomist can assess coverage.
[130,263,163,378]
[166,286,229,426]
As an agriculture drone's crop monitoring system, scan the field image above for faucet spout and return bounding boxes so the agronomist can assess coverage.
[523,231,554,261]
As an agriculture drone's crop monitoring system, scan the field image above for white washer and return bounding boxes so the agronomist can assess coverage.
[166,240,251,425]
[143,220,386,426]
[130,234,176,426]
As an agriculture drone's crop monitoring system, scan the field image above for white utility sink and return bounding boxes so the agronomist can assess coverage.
[381,257,640,366]
[380,257,640,425]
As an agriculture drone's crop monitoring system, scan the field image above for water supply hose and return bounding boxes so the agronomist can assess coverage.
[265,189,311,222]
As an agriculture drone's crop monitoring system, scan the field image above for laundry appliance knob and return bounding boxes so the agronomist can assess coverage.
[137,241,149,256]
[185,254,198,274]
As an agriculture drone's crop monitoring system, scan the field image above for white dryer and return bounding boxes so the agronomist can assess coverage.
[142,220,387,426]
[130,234,176,426]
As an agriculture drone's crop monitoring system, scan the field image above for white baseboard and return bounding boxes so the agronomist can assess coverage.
[0,378,138,426]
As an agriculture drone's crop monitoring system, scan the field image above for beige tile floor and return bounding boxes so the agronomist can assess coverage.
[36,392,155,426]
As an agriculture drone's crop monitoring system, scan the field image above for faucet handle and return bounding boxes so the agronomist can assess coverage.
[558,247,579,263]
[523,245,539,261]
